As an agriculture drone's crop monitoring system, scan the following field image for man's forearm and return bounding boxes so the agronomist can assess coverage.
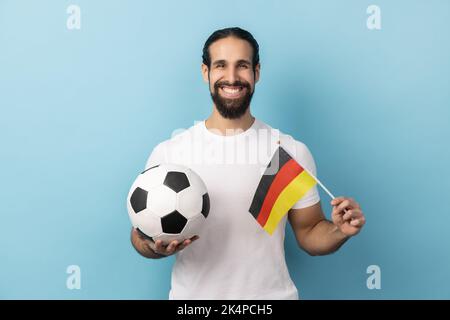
[302,219,349,256]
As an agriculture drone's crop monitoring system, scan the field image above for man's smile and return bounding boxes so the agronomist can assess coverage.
[218,85,247,99]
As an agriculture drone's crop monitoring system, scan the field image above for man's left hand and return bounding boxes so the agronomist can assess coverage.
[331,197,366,237]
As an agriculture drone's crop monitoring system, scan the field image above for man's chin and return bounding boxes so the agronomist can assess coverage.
[216,103,249,119]
[220,101,246,110]
[211,90,253,119]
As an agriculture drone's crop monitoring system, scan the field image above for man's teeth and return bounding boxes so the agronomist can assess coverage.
[222,87,243,93]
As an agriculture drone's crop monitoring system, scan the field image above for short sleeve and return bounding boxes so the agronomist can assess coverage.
[144,142,166,170]
[290,141,320,210]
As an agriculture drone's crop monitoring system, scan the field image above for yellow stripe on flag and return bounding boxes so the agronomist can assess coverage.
[263,170,317,235]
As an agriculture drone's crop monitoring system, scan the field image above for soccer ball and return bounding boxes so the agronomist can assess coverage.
[127,164,210,245]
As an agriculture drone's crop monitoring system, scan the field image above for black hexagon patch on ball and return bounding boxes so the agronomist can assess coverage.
[201,193,210,218]
[161,210,188,234]
[130,187,148,213]
[163,171,190,193]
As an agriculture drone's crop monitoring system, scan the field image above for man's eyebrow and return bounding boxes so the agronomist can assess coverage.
[212,60,227,66]
[236,59,251,65]
[211,59,252,66]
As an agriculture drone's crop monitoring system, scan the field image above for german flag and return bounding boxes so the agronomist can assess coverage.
[249,147,317,235]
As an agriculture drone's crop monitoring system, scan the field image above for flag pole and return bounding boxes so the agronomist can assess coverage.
[300,165,335,200]
[299,163,350,212]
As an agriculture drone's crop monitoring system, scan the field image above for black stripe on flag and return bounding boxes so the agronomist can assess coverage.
[248,147,292,219]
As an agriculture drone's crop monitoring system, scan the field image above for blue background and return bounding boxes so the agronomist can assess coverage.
[1,0,449,299]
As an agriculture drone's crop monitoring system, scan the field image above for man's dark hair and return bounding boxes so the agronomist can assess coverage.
[202,27,260,70]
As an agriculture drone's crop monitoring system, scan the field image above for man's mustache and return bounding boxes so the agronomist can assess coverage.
[214,81,251,90]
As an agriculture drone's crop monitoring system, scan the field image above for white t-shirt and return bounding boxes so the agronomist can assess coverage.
[144,118,320,300]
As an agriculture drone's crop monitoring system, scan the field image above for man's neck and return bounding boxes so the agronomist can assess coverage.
[205,108,255,136]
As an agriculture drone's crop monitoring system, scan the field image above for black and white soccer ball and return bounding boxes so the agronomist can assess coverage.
[127,164,210,245]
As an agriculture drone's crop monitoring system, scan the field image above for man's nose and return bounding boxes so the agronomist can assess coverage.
[225,67,238,84]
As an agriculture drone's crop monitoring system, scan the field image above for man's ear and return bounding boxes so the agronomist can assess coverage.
[254,63,261,83]
[201,63,209,83]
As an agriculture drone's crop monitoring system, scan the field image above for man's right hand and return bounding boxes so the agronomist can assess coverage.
[131,228,199,259]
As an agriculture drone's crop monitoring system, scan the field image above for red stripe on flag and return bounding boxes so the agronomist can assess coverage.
[256,159,304,227]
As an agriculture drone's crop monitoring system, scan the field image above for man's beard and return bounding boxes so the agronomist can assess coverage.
[210,79,254,119]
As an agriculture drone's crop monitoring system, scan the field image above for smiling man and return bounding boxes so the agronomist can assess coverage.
[130,27,366,300]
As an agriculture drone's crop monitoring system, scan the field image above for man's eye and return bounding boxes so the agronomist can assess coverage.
[216,64,224,68]
[238,64,248,69]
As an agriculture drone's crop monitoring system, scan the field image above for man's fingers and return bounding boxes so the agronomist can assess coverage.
[167,241,180,254]
[334,199,355,215]
[330,197,346,206]
[331,197,360,209]
[350,218,365,227]
[152,236,200,255]
[154,240,166,253]
[343,209,362,221]
[176,240,191,251]
[332,205,346,217]
[176,240,189,250]
[337,199,351,212]
[177,236,200,251]
[342,210,353,221]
